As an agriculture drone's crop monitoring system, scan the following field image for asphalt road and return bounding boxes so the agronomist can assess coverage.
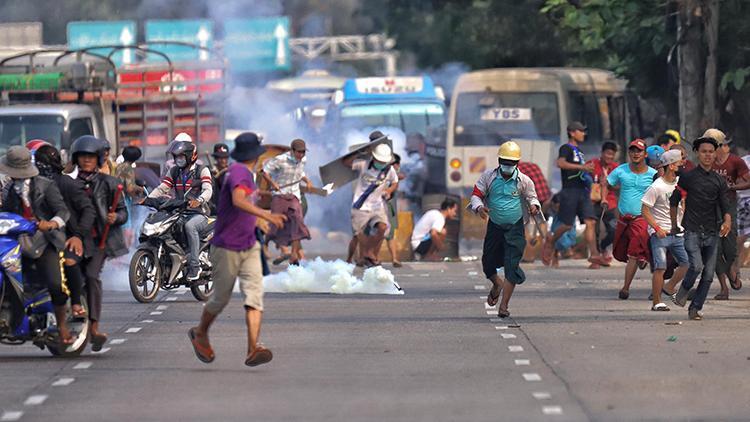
[1,259,749,421]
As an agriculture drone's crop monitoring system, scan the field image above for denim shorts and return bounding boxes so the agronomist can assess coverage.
[650,234,690,269]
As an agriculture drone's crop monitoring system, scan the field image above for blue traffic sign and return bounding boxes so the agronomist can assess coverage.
[224,17,290,72]
[145,20,213,63]
[67,21,137,67]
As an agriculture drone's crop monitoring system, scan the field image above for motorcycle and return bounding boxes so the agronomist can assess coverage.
[129,197,215,303]
[0,212,90,356]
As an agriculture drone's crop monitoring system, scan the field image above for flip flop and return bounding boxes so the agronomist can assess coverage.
[497,308,510,318]
[272,254,290,265]
[245,346,273,367]
[392,261,403,268]
[487,285,500,307]
[71,306,87,319]
[713,293,729,300]
[91,333,108,352]
[188,328,215,363]
[728,273,742,291]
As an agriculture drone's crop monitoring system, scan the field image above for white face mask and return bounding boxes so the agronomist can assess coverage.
[500,164,516,175]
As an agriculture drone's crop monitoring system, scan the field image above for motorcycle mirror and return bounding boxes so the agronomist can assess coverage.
[135,179,147,187]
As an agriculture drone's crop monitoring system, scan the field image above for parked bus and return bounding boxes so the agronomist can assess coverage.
[446,67,641,196]
[327,76,448,193]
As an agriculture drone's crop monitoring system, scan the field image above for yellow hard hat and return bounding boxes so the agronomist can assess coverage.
[665,129,682,144]
[498,141,522,161]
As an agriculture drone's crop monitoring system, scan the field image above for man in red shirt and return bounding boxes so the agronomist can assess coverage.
[518,161,551,205]
[586,142,620,268]
[708,129,750,299]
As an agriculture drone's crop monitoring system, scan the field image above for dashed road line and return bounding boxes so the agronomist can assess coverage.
[484,303,496,310]
[508,345,524,352]
[495,325,509,330]
[24,395,48,406]
[92,347,111,354]
[533,392,552,400]
[150,311,163,315]
[0,411,23,421]
[166,297,178,301]
[523,373,542,382]
[542,406,563,415]
[515,359,530,366]
[109,338,127,345]
[474,285,486,290]
[73,361,92,370]
[156,305,168,311]
[486,310,497,315]
[500,333,517,339]
[468,271,478,276]
[175,290,187,295]
[125,327,142,333]
[141,319,154,323]
[51,377,75,387]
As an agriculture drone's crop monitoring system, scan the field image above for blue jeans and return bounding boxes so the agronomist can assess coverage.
[184,214,209,269]
[650,234,689,269]
[681,231,719,311]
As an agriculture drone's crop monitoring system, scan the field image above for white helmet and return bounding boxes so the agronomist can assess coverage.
[173,132,193,143]
[372,143,393,163]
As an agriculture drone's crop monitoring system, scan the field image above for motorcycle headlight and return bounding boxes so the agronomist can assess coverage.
[141,221,168,237]
[2,245,21,274]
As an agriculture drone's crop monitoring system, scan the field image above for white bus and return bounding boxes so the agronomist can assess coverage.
[446,67,642,195]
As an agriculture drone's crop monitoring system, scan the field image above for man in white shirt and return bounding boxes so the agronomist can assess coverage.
[411,198,459,260]
[346,144,399,267]
[640,150,688,311]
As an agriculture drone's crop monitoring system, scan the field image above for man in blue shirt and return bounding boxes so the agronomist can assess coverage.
[470,141,541,318]
[607,139,658,300]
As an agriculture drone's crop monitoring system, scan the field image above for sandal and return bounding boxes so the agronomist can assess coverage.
[651,303,670,311]
[188,328,215,363]
[487,285,500,307]
[618,289,629,300]
[245,346,273,367]
[392,261,403,268]
[497,308,510,318]
[72,305,87,319]
[728,272,742,291]
[662,287,675,297]
[713,292,729,300]
[91,333,108,352]
[272,254,290,265]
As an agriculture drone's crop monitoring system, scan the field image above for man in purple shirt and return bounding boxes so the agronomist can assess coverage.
[188,132,286,367]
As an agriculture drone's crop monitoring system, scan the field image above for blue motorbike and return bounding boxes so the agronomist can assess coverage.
[0,212,90,356]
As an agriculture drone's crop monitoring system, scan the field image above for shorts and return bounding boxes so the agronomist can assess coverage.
[414,239,432,255]
[737,197,750,236]
[557,187,595,226]
[351,208,390,236]
[650,234,689,269]
[205,243,264,315]
[613,216,650,263]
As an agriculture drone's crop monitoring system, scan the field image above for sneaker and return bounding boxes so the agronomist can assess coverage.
[187,266,201,281]
[688,308,703,320]
[672,287,689,307]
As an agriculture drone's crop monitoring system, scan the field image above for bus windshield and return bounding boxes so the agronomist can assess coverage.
[0,115,65,155]
[453,92,559,146]
[339,103,446,143]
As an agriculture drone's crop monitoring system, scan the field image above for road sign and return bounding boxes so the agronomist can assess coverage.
[145,20,213,63]
[224,17,290,72]
[67,21,137,67]
[0,22,42,47]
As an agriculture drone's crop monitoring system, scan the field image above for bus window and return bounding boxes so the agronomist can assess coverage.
[339,103,445,136]
[69,118,94,141]
[453,92,559,146]
[0,115,65,155]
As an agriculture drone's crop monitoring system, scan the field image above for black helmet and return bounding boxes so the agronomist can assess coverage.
[169,140,197,167]
[71,135,105,167]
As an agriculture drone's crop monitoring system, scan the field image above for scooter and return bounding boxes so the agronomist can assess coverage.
[129,197,215,303]
[0,212,90,356]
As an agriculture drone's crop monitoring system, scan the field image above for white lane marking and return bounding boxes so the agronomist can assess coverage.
[156,305,168,310]
[141,319,154,323]
[175,290,187,295]
[468,271,478,276]
[500,333,517,339]
[474,285,486,290]
[523,373,542,382]
[150,311,163,315]
[166,297,178,301]
[420,274,430,277]
[24,395,48,406]
[52,377,75,387]
[92,347,111,354]
[533,392,552,400]
[110,338,127,345]
[508,345,524,352]
[0,411,23,421]
[73,361,92,369]
[495,326,509,330]
[515,359,531,366]
[125,327,142,333]
[484,303,496,310]
[489,318,502,323]
[542,406,563,415]
[486,311,497,315]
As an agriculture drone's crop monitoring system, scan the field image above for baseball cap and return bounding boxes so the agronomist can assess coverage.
[660,149,682,166]
[702,128,729,145]
[629,139,647,150]
[291,139,307,152]
[566,121,586,132]
[212,143,229,158]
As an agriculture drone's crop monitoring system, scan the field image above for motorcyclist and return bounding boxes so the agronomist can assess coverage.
[28,141,96,319]
[69,136,129,351]
[146,138,213,281]
[0,146,73,344]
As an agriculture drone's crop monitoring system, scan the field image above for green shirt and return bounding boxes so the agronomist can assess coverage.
[488,170,523,225]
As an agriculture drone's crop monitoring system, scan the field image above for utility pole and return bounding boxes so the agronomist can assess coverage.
[702,0,719,128]
[678,0,705,142]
